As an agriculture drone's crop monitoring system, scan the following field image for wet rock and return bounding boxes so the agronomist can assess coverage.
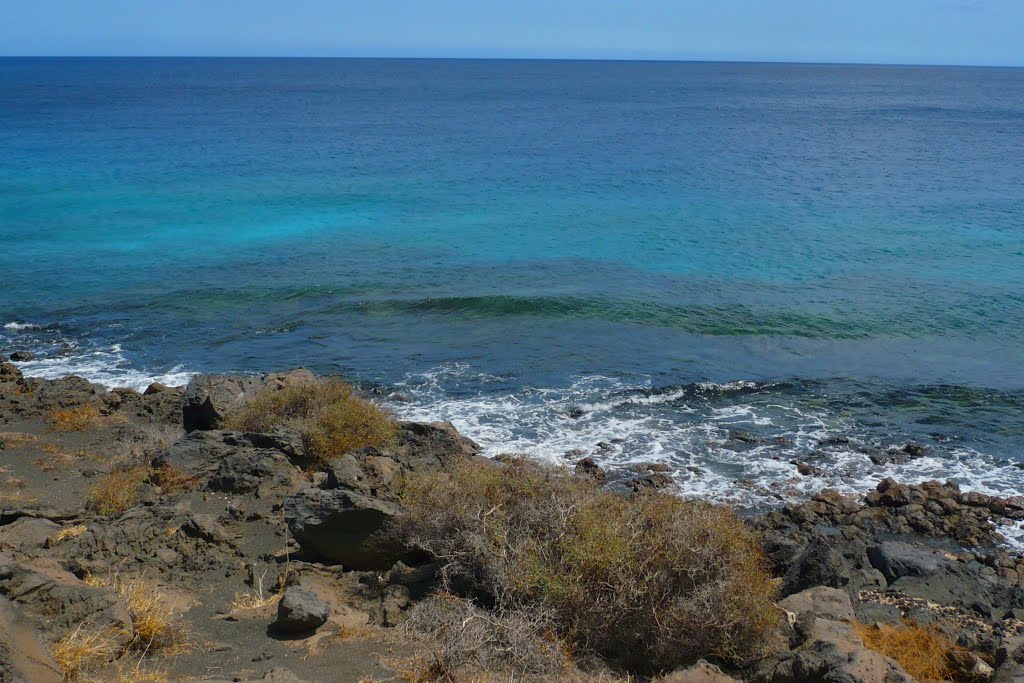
[274,588,329,634]
[729,430,759,444]
[575,457,606,481]
[0,596,64,683]
[627,472,674,491]
[566,407,586,419]
[8,351,34,362]
[285,488,407,570]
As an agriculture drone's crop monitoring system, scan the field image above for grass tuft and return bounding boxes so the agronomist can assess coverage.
[87,467,148,517]
[54,523,89,544]
[46,404,103,432]
[854,621,964,683]
[50,623,121,681]
[398,457,778,675]
[225,377,398,467]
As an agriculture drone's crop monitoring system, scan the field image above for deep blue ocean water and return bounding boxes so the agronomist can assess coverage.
[3,58,1024,507]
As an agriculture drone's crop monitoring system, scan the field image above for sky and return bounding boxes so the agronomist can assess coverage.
[1,0,1023,66]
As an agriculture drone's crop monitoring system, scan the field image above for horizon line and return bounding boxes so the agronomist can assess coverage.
[1,55,1023,69]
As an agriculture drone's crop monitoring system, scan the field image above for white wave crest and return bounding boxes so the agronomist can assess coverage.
[13,347,193,392]
[3,321,43,331]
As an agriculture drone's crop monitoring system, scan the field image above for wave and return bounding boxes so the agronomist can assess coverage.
[389,363,1024,513]
[3,321,45,331]
[11,345,193,392]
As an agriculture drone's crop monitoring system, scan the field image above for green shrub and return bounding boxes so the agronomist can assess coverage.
[399,457,779,674]
[225,378,397,466]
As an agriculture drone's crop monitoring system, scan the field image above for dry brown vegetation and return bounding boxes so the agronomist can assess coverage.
[46,404,103,432]
[855,621,965,682]
[398,457,778,676]
[50,623,121,681]
[226,377,398,466]
[87,467,148,517]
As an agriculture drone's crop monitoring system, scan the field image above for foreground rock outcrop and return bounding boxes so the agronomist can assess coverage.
[1,368,1024,681]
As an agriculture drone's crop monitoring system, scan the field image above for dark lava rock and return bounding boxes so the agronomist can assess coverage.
[627,472,674,491]
[274,588,329,634]
[144,382,181,395]
[0,362,22,383]
[867,541,951,584]
[285,488,407,570]
[903,443,929,458]
[574,456,606,481]
[566,406,586,419]
[8,351,34,362]
[729,430,759,444]
[781,536,851,597]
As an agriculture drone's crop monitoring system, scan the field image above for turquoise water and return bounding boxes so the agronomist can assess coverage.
[2,58,1024,506]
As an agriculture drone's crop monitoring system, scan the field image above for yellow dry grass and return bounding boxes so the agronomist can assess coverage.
[854,621,963,682]
[0,431,37,448]
[46,404,103,432]
[88,574,185,653]
[50,623,121,681]
[53,523,88,544]
[86,467,148,517]
[149,463,197,493]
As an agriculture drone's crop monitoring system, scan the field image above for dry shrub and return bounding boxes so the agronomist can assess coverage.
[398,457,778,674]
[50,623,121,681]
[226,377,398,466]
[149,463,196,492]
[47,404,103,432]
[0,431,37,448]
[87,467,148,516]
[401,594,574,681]
[113,424,183,466]
[90,574,183,653]
[855,621,963,682]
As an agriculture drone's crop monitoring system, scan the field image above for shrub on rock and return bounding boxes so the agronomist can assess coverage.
[398,457,779,674]
[225,377,397,466]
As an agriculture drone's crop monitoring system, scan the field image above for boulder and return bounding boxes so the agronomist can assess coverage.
[275,588,329,634]
[182,374,264,432]
[8,351,34,362]
[181,369,316,432]
[0,518,60,550]
[867,541,951,584]
[780,586,856,623]
[781,536,851,596]
[285,488,407,570]
[657,660,740,682]
[753,618,914,682]
[0,596,64,683]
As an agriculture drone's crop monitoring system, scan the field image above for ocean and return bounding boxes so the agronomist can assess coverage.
[2,57,1024,508]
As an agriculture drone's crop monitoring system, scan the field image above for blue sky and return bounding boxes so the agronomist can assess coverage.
[2,0,1023,66]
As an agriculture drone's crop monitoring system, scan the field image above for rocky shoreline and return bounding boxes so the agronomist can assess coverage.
[1,360,1024,682]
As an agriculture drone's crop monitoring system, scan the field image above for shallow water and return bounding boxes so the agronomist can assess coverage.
[2,58,1023,505]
